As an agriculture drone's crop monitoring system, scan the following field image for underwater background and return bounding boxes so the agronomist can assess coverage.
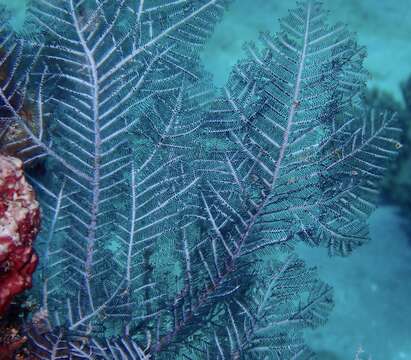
[2,0,410,359]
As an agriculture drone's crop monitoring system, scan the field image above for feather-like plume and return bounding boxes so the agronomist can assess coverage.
[23,0,229,339]
[0,1,399,359]
[0,11,47,161]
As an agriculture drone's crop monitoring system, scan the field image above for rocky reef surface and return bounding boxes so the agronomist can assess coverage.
[0,155,40,359]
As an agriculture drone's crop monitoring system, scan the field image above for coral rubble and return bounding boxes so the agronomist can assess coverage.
[0,293,36,360]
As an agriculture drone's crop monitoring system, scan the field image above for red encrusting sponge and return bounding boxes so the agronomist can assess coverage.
[0,154,40,316]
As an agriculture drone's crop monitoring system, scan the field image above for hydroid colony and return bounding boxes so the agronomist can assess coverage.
[0,0,400,358]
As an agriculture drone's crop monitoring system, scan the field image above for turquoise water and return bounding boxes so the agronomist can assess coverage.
[202,2,411,358]
[206,4,411,357]
[299,207,411,359]
[0,0,25,29]
[3,0,411,100]
[2,1,410,359]
[202,0,411,102]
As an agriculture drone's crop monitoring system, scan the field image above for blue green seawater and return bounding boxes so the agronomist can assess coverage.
[2,1,410,359]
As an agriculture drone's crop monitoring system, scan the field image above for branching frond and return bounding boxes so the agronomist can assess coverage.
[0,16,48,162]
[21,1,399,359]
[22,0,228,337]
[313,109,401,254]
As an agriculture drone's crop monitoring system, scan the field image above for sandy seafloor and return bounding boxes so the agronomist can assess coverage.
[2,1,411,359]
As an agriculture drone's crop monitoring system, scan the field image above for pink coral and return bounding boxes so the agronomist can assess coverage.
[0,155,40,316]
